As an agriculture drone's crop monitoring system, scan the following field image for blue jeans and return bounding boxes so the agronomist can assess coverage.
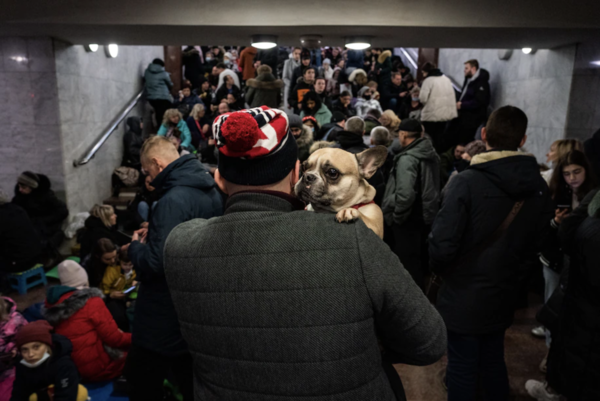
[137,201,157,222]
[447,330,509,401]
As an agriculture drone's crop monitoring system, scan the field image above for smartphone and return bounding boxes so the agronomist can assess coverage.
[123,286,136,294]
[556,204,572,211]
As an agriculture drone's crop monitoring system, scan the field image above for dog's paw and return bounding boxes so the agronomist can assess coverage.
[336,208,360,223]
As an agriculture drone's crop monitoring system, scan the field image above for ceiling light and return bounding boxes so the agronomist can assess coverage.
[10,56,28,63]
[591,61,600,67]
[251,35,277,50]
[345,37,372,50]
[522,47,533,54]
[105,44,119,58]
[84,44,99,52]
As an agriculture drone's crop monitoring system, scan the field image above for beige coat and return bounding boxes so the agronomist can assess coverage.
[420,75,458,122]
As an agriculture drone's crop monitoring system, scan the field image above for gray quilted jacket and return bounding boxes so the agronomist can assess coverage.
[164,191,446,400]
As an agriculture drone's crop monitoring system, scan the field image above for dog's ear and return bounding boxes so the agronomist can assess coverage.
[356,146,388,179]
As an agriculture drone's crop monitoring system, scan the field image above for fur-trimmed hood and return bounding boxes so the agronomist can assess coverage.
[246,73,284,90]
[348,69,367,83]
[295,125,314,149]
[42,286,103,326]
[377,50,392,64]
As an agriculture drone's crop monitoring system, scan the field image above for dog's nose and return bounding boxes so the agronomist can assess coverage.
[305,174,316,184]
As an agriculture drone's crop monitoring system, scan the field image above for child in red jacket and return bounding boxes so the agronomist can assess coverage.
[42,262,131,382]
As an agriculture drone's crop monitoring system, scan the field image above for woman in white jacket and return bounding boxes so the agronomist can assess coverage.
[419,62,458,152]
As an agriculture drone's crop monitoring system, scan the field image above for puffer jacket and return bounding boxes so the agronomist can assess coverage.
[382,138,440,227]
[245,68,284,109]
[548,191,600,400]
[163,191,446,401]
[429,151,554,334]
[300,104,333,128]
[42,286,131,382]
[420,69,458,122]
[0,297,27,379]
[144,63,173,101]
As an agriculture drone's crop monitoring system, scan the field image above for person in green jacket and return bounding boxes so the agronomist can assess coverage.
[144,59,174,126]
[300,91,332,128]
[157,109,193,150]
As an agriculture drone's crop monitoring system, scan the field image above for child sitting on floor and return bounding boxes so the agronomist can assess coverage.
[101,248,137,332]
[11,320,88,401]
[0,296,27,399]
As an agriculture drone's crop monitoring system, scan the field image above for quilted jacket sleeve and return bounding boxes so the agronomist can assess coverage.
[87,297,131,349]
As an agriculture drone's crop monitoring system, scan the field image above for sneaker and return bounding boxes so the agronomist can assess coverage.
[532,326,546,338]
[525,380,560,401]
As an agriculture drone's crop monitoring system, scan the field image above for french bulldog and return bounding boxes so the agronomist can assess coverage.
[295,146,388,238]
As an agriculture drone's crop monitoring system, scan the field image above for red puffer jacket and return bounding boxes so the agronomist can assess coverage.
[42,286,131,381]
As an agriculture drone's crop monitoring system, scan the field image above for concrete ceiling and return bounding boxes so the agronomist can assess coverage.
[2,0,600,48]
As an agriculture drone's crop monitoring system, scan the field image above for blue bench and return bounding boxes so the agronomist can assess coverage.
[8,264,47,295]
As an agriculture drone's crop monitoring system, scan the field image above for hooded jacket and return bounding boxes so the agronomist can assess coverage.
[0,297,27,376]
[295,125,314,163]
[42,286,131,382]
[128,154,223,355]
[239,46,258,81]
[163,191,446,401]
[10,333,80,401]
[144,63,173,101]
[458,68,491,125]
[12,174,68,241]
[122,116,144,168]
[245,67,284,109]
[300,104,333,129]
[382,138,440,226]
[428,151,554,334]
[0,203,42,271]
[420,69,458,122]
[375,50,393,90]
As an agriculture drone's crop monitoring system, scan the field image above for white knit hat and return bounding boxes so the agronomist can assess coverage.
[58,260,89,289]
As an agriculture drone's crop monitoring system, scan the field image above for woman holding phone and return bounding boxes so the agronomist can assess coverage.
[537,150,597,372]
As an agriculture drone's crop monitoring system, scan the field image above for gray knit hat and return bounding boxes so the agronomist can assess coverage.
[358,86,370,98]
[286,113,303,130]
[17,171,39,189]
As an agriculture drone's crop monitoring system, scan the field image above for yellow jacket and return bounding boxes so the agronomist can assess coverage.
[101,265,136,295]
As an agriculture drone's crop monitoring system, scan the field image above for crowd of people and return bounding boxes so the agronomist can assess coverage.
[0,44,600,401]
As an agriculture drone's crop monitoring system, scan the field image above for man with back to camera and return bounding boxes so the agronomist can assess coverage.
[125,136,223,401]
[163,106,446,401]
[428,106,554,400]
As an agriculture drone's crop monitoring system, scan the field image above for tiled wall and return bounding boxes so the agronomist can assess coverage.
[0,38,64,198]
[439,46,577,163]
[54,41,163,214]
[565,41,600,142]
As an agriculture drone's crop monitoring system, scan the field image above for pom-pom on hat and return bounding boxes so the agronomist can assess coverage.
[213,106,298,186]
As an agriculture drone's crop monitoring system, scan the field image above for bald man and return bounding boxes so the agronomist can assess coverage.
[125,136,223,401]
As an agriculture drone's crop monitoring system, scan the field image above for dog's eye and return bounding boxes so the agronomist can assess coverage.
[326,168,339,180]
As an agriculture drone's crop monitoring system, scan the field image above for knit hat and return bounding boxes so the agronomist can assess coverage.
[287,113,303,130]
[213,106,297,186]
[58,260,89,289]
[302,116,319,129]
[301,48,311,60]
[17,171,39,189]
[331,111,346,123]
[322,58,331,65]
[398,118,423,134]
[16,320,53,348]
[358,86,370,98]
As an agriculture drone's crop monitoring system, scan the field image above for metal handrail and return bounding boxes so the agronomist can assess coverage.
[73,88,144,167]
[399,47,462,94]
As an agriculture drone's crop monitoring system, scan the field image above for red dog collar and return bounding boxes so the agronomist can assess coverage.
[351,200,375,210]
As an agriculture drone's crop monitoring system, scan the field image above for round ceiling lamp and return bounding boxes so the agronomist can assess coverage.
[300,35,322,49]
[251,35,278,49]
[84,44,99,52]
[521,47,536,55]
[105,44,119,58]
[345,37,372,50]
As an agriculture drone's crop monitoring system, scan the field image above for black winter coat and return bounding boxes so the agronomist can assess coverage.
[128,154,223,355]
[244,72,284,109]
[429,151,554,334]
[458,68,491,129]
[331,99,356,119]
[11,334,80,401]
[12,175,68,242]
[0,203,42,271]
[122,117,144,169]
[182,47,203,89]
[79,216,126,264]
[548,194,600,400]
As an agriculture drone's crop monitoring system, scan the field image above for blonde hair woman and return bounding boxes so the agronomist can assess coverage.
[186,103,210,149]
[80,204,126,261]
[379,110,401,133]
[542,139,584,184]
[157,108,193,149]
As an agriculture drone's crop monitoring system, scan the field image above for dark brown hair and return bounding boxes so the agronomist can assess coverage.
[549,150,597,201]
[118,247,131,264]
[422,62,436,73]
[93,238,116,260]
[485,106,528,150]
[465,59,479,69]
